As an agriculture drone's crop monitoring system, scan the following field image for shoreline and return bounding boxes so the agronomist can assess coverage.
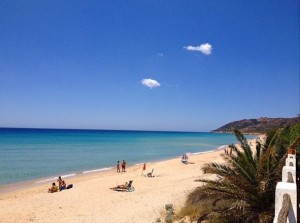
[0,138,259,223]
[1,151,222,222]
[0,129,247,188]
[0,145,228,195]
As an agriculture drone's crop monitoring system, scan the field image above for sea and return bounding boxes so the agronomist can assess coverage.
[0,128,255,187]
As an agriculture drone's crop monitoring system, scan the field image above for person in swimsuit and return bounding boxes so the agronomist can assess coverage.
[48,182,58,193]
[59,180,67,191]
[57,176,63,189]
[122,160,126,172]
[117,161,120,173]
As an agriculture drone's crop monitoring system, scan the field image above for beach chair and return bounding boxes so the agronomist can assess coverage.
[147,169,154,177]
[181,160,188,164]
[181,153,189,164]
[110,180,135,192]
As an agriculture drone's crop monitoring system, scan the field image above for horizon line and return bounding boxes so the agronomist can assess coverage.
[0,126,215,134]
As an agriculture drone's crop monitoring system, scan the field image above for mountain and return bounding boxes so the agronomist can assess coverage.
[212,117,300,134]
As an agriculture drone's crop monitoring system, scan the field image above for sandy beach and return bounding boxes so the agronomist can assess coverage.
[0,139,257,223]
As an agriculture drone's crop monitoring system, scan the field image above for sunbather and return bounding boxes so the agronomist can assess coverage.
[48,182,58,193]
[110,180,134,191]
[59,180,67,191]
[115,181,128,189]
[57,176,63,188]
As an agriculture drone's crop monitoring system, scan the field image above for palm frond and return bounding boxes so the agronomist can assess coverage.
[184,126,297,223]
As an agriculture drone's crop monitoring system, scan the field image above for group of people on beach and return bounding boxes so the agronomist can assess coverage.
[224,147,232,156]
[48,176,73,193]
[116,160,126,173]
[48,159,127,193]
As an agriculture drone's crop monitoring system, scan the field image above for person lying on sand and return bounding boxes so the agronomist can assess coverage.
[115,182,128,189]
[110,180,134,191]
[48,182,58,193]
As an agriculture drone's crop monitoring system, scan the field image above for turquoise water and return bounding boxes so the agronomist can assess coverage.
[0,128,249,186]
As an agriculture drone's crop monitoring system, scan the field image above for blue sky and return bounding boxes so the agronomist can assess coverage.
[0,0,299,131]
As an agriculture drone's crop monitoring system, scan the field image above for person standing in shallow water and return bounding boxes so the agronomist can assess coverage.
[116,161,120,173]
[122,160,126,172]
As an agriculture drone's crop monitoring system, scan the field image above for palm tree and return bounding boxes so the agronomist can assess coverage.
[191,129,287,223]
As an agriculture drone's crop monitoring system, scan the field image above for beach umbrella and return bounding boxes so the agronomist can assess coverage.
[141,163,146,175]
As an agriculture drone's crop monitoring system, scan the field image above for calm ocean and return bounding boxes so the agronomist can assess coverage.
[0,128,251,186]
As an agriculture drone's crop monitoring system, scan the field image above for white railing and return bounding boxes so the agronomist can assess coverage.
[273,149,297,223]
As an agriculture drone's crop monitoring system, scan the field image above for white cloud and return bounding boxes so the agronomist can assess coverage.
[141,78,161,89]
[184,43,212,55]
[157,53,164,57]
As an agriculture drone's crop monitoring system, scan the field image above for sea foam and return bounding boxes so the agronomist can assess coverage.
[82,167,112,174]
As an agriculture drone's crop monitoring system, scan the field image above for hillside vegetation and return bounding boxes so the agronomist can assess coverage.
[212,117,299,134]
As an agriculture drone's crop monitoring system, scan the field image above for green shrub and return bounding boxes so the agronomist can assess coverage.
[164,204,174,223]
